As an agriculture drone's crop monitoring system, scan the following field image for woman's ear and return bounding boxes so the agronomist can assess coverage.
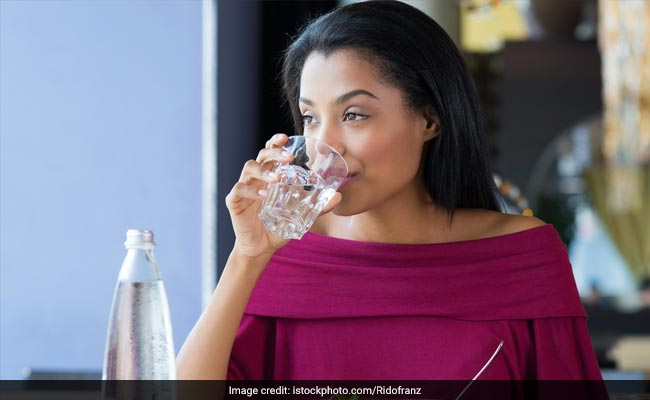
[423,106,440,141]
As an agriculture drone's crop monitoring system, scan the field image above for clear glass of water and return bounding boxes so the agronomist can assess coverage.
[258,135,348,239]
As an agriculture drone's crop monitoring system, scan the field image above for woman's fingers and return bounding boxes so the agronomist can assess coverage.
[258,133,293,166]
[255,147,294,167]
[245,138,294,183]
[265,133,289,149]
[227,134,295,212]
[225,181,266,209]
[239,159,279,184]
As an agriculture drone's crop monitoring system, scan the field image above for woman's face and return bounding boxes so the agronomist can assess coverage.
[298,49,438,216]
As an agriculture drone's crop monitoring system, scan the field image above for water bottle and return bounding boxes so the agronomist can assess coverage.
[102,230,176,380]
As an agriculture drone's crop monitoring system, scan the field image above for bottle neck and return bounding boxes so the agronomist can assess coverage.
[118,247,162,282]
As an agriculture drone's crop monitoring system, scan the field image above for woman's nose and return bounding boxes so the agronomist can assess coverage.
[316,125,345,156]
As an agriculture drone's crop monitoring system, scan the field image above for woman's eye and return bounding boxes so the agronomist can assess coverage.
[301,115,315,125]
[343,112,366,122]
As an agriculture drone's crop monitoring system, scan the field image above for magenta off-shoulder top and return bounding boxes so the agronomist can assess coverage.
[227,225,603,381]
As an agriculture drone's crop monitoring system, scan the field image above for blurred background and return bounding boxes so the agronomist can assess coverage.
[0,0,648,381]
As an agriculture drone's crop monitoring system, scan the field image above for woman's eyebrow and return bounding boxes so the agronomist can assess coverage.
[299,96,314,106]
[299,89,379,107]
[335,89,379,105]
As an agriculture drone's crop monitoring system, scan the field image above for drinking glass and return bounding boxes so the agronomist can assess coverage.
[258,135,348,239]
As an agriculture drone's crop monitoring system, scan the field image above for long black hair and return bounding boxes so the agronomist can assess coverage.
[282,0,499,217]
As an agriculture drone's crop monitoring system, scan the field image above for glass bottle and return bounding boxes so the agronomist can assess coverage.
[102,229,176,380]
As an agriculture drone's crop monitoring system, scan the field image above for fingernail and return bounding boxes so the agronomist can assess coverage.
[258,189,268,197]
[266,171,277,179]
[282,151,292,158]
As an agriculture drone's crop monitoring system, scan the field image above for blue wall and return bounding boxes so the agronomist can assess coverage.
[0,0,202,379]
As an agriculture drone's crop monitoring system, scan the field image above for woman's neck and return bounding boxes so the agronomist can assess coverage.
[315,183,452,244]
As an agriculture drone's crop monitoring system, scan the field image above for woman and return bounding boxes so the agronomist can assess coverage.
[177,0,602,382]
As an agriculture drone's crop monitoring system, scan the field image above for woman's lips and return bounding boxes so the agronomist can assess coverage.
[339,173,357,190]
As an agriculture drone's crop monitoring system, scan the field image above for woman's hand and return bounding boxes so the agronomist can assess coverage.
[226,134,343,261]
[226,134,294,260]
[180,139,342,380]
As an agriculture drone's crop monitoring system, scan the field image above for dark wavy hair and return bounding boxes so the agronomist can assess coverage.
[281,0,499,217]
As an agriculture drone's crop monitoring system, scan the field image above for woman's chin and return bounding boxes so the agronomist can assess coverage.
[331,199,361,217]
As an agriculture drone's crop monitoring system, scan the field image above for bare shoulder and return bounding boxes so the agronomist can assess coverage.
[495,212,546,236]
[455,209,546,240]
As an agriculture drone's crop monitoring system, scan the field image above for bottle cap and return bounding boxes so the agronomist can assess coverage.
[124,229,155,249]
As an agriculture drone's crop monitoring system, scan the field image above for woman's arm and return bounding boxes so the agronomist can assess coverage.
[176,250,271,380]
[176,134,292,380]
[176,134,340,379]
